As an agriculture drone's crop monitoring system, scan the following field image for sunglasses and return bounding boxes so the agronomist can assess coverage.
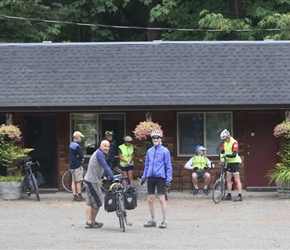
[152,137,160,140]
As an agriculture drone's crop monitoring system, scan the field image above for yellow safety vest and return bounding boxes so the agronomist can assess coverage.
[192,155,207,169]
[222,137,242,163]
[119,144,134,167]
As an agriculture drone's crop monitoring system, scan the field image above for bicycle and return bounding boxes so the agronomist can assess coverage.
[61,166,86,192]
[212,158,228,204]
[21,160,41,201]
[103,167,133,232]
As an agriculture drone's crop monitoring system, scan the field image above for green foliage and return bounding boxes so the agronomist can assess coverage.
[0,141,33,175]
[0,175,24,182]
[266,143,290,186]
[2,0,290,42]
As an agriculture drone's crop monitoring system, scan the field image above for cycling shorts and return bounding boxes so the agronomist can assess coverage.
[227,163,240,173]
[120,165,134,172]
[147,177,166,195]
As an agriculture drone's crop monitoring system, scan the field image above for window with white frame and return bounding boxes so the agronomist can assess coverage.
[177,112,232,156]
[70,113,125,156]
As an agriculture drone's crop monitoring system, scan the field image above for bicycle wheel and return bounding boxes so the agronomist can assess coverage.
[62,170,72,192]
[62,169,87,192]
[212,180,223,204]
[31,174,40,201]
[117,194,125,232]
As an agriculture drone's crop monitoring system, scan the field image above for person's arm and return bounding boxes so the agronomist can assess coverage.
[223,142,239,158]
[184,158,193,170]
[141,151,150,180]
[164,149,172,182]
[76,145,84,162]
[96,150,114,180]
[206,157,212,168]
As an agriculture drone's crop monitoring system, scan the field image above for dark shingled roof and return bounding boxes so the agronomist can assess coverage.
[0,41,289,110]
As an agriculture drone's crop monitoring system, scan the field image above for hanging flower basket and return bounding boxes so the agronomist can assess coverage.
[133,121,163,140]
[273,121,290,139]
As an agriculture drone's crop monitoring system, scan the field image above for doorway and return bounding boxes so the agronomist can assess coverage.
[245,112,279,188]
[24,115,57,188]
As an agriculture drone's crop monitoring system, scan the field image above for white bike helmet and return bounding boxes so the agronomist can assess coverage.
[123,135,133,142]
[150,130,163,138]
[220,129,230,140]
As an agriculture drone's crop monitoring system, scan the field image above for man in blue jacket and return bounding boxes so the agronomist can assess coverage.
[69,131,85,202]
[141,130,172,229]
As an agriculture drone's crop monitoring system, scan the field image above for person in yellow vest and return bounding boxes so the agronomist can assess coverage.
[118,135,135,186]
[220,129,243,202]
[184,145,213,195]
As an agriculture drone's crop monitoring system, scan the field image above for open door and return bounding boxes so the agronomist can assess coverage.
[24,115,57,189]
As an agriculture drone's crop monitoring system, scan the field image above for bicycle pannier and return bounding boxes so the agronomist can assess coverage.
[123,185,137,210]
[104,191,117,212]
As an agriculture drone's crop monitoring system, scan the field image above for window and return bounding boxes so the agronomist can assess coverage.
[177,112,232,156]
[70,113,125,156]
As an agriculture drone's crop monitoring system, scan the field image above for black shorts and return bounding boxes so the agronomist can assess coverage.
[227,163,240,173]
[193,170,206,179]
[120,165,134,172]
[147,177,166,195]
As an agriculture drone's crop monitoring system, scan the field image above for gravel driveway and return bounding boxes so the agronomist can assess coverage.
[1,190,289,249]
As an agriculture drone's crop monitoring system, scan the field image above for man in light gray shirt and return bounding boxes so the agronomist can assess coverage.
[84,140,115,229]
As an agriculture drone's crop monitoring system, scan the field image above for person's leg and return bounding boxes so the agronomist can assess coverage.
[234,173,242,194]
[85,182,103,228]
[156,178,167,228]
[71,170,77,201]
[191,172,199,195]
[122,170,128,187]
[203,172,210,195]
[144,178,157,227]
[86,206,99,223]
[204,172,211,186]
[127,169,134,186]
[73,167,85,200]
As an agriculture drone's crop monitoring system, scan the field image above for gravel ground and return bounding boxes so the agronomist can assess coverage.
[1,190,290,250]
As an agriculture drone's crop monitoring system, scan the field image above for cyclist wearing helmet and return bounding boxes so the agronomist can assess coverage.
[184,145,213,195]
[141,130,172,229]
[118,135,135,186]
[97,131,117,171]
[220,129,243,202]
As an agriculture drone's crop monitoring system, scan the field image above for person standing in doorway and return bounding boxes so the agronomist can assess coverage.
[84,140,115,228]
[69,131,85,202]
[97,131,117,170]
[220,129,243,202]
[118,135,135,186]
[141,130,172,229]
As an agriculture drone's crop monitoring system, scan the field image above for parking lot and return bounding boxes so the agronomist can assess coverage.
[1,190,290,249]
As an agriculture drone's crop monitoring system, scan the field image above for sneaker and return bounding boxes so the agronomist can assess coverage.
[233,196,242,202]
[159,222,167,229]
[203,188,209,195]
[73,196,78,201]
[85,222,103,229]
[193,188,199,195]
[77,196,86,202]
[222,195,232,201]
[143,221,157,228]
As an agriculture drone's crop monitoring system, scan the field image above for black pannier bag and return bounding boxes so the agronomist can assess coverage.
[104,190,117,212]
[123,185,137,210]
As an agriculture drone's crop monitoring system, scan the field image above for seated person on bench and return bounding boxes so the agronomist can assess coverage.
[184,145,213,195]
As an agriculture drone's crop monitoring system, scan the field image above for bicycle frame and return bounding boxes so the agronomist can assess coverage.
[21,161,40,201]
[212,160,228,204]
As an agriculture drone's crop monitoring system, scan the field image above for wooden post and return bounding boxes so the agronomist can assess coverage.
[6,114,13,125]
